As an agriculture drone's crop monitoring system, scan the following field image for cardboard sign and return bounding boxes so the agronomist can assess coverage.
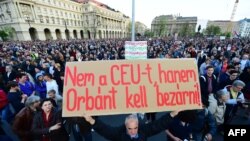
[62,59,202,117]
[125,41,147,60]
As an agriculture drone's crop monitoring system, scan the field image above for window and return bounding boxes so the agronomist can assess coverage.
[39,15,44,23]
[52,17,55,24]
[46,16,49,23]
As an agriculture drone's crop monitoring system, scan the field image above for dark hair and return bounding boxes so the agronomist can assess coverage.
[48,89,56,94]
[177,110,197,123]
[7,81,18,89]
[44,73,52,79]
[227,65,235,70]
[229,70,239,75]
[40,98,53,107]
[17,73,27,79]
[206,65,214,70]
[234,62,241,66]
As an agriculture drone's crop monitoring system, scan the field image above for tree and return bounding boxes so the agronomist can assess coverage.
[0,26,13,41]
[225,32,231,38]
[157,18,167,37]
[127,21,132,36]
[179,23,191,37]
[144,29,154,37]
[213,26,221,35]
[205,25,221,36]
[0,30,8,41]
[135,22,140,34]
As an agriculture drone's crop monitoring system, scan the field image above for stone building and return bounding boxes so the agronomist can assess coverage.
[207,20,240,34]
[0,0,130,41]
[238,18,250,37]
[151,15,197,37]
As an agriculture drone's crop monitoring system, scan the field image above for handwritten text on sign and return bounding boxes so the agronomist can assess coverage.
[62,59,202,117]
[125,41,147,60]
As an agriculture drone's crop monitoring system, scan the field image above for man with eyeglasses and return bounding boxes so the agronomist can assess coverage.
[218,70,239,89]
[82,111,180,141]
[224,80,248,124]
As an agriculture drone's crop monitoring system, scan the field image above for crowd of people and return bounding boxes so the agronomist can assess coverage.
[0,36,250,141]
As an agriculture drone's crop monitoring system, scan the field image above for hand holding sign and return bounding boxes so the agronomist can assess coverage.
[63,59,202,117]
[82,113,95,125]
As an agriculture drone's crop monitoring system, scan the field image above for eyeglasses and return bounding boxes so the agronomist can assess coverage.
[34,100,40,103]
[235,86,243,90]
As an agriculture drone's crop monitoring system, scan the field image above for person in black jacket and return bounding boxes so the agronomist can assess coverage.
[200,66,218,106]
[82,111,179,141]
[3,65,16,84]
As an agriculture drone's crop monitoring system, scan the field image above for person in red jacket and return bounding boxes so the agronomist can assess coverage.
[0,89,8,112]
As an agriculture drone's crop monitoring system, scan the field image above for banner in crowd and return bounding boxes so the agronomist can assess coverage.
[125,41,147,60]
[62,59,202,117]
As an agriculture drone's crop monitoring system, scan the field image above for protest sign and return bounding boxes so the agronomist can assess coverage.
[125,41,147,59]
[62,59,202,117]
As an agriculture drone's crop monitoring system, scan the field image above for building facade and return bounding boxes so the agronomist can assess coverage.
[151,15,197,37]
[238,18,250,37]
[0,0,130,41]
[135,21,147,36]
[79,0,130,39]
[206,20,240,34]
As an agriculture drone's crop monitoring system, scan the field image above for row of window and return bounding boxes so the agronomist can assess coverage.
[36,7,83,20]
[35,16,125,29]
[37,16,83,27]
[39,0,83,12]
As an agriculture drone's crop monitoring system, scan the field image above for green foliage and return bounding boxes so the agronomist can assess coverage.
[127,21,132,33]
[205,25,221,36]
[152,16,167,37]
[0,30,8,41]
[0,26,14,41]
[179,23,192,37]
[159,19,167,37]
[135,22,140,34]
[225,32,231,38]
[144,29,154,37]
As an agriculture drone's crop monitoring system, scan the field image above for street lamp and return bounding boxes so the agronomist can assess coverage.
[64,19,68,30]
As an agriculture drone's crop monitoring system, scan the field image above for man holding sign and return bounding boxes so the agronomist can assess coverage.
[82,110,180,141]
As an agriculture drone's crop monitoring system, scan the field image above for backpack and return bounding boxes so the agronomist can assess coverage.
[200,74,216,83]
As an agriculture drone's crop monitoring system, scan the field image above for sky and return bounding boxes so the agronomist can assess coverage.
[97,0,250,30]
